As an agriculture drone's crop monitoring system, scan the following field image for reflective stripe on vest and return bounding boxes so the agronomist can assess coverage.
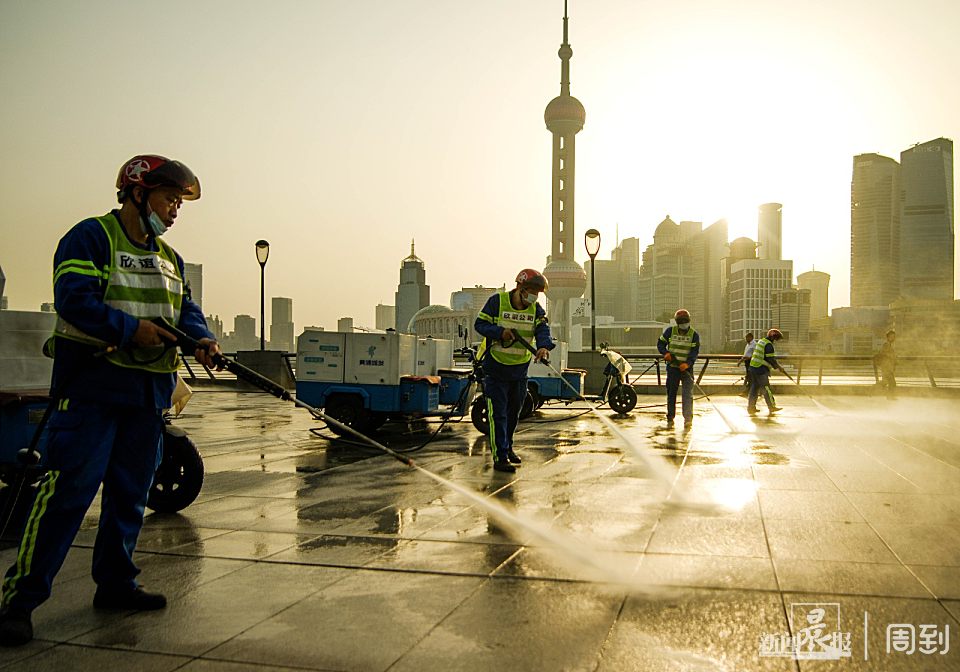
[53,214,184,373]
[750,338,773,369]
[488,291,537,366]
[663,326,697,367]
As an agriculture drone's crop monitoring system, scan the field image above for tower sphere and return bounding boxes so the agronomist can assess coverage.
[544,95,585,131]
[543,258,586,301]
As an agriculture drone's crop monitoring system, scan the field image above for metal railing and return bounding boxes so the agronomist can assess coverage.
[176,352,960,390]
[617,353,960,389]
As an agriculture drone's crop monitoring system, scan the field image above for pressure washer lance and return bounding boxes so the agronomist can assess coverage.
[508,333,706,501]
[686,371,741,434]
[155,320,670,589]
[779,368,831,413]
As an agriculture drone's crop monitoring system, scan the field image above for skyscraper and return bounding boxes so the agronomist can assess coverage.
[375,304,396,331]
[850,153,900,307]
[899,137,954,300]
[394,241,430,333]
[270,296,294,352]
[797,270,830,320]
[183,262,203,310]
[758,203,782,261]
[541,2,586,342]
[727,259,793,341]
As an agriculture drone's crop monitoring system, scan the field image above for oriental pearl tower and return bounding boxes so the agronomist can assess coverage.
[542,1,587,343]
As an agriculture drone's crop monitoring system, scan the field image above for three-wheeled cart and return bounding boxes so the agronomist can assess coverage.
[295,330,475,436]
[0,389,205,540]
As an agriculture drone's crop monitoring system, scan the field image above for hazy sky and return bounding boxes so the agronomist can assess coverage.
[1,0,957,332]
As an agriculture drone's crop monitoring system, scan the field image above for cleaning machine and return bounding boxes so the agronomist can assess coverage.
[295,329,476,436]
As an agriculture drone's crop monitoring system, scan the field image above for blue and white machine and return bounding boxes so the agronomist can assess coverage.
[295,330,474,435]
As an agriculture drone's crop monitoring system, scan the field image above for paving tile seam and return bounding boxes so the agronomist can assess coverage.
[172,653,340,672]
[819,469,943,599]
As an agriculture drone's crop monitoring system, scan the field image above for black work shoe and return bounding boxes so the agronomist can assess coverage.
[683,419,693,427]
[506,450,522,464]
[493,460,516,473]
[0,606,33,647]
[747,408,758,415]
[768,406,783,414]
[666,417,675,426]
[94,586,167,611]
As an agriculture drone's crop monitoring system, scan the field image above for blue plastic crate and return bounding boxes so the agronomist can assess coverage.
[438,369,472,406]
[399,377,439,413]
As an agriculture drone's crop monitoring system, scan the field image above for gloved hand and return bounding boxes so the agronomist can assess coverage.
[663,353,673,362]
[535,347,550,363]
[679,362,689,372]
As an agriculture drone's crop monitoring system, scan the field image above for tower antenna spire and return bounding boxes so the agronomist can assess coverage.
[560,0,572,95]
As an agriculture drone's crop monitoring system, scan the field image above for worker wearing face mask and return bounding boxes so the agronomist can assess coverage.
[657,309,700,428]
[0,155,220,646]
[474,269,554,472]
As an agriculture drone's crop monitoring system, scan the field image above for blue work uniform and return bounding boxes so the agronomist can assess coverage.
[1,210,213,612]
[474,292,553,462]
[747,338,781,412]
[657,325,700,423]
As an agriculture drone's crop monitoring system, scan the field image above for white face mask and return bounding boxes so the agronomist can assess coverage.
[141,207,169,237]
[522,292,538,306]
[677,321,690,330]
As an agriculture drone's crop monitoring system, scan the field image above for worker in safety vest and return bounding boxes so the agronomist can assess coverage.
[657,309,700,427]
[747,328,786,415]
[474,269,553,473]
[0,156,220,647]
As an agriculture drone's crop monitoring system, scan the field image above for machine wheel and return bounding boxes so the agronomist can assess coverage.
[325,395,373,436]
[519,390,535,419]
[471,396,489,434]
[148,427,204,513]
[527,384,543,410]
[608,384,638,414]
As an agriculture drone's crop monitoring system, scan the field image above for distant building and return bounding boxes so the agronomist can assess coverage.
[637,217,726,350]
[227,314,258,351]
[375,304,395,331]
[851,153,900,307]
[890,297,960,354]
[450,286,502,313]
[205,314,224,340]
[797,270,830,320]
[270,297,294,352]
[726,259,793,342]
[828,306,891,355]
[758,203,782,261]
[586,237,640,324]
[770,288,812,343]
[720,237,758,347]
[394,241,430,333]
[337,317,354,333]
[183,262,203,310]
[899,138,954,301]
[409,304,474,345]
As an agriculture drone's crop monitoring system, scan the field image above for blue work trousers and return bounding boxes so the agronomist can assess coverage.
[665,366,694,422]
[747,367,777,410]
[2,402,163,612]
[484,375,527,460]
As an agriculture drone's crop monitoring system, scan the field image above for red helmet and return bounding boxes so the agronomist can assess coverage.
[516,268,548,292]
[116,155,201,201]
[767,328,783,340]
[674,309,690,322]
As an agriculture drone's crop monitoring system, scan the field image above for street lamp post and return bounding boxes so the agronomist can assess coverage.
[255,240,270,350]
[584,229,601,351]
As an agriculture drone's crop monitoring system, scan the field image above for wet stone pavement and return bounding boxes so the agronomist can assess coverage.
[2,390,959,671]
